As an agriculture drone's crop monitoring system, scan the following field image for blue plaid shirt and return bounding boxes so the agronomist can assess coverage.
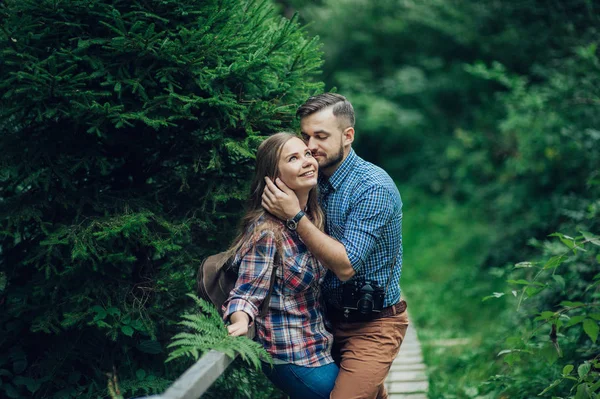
[319,149,403,308]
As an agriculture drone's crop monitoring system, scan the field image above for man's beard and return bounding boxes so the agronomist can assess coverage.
[318,143,344,171]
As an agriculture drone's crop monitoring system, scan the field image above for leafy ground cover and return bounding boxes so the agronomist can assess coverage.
[401,187,600,398]
[401,187,507,398]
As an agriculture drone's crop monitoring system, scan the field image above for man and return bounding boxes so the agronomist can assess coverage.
[262,93,407,399]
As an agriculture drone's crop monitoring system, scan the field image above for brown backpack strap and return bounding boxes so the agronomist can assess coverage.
[258,248,281,318]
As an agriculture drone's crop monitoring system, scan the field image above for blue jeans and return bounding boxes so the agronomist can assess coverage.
[262,361,339,399]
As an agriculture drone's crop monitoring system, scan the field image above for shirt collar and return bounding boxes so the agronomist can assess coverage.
[322,148,358,192]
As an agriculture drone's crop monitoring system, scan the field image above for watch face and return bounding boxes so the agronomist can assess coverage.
[286,220,298,230]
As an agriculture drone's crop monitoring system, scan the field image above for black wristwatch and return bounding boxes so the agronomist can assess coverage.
[285,210,306,230]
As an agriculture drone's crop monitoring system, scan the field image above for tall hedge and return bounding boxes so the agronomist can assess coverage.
[0,0,323,397]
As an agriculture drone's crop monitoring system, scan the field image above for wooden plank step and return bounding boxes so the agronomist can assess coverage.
[388,381,429,394]
[389,363,426,372]
[388,370,427,382]
[384,312,428,397]
[428,338,470,347]
[389,394,428,399]
[397,348,422,357]
[392,354,424,364]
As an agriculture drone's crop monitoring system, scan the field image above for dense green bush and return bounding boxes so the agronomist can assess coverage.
[282,0,600,397]
[489,232,600,398]
[0,0,322,397]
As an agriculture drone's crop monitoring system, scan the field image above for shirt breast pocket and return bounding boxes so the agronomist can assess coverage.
[282,252,315,296]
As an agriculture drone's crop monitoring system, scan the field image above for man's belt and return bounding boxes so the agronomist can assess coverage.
[327,300,407,323]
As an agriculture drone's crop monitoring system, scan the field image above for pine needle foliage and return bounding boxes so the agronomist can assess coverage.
[0,0,323,397]
[167,294,270,370]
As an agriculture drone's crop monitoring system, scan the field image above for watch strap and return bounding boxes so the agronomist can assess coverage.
[286,210,306,230]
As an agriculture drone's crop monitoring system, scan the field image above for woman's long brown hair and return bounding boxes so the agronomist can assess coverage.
[226,132,324,257]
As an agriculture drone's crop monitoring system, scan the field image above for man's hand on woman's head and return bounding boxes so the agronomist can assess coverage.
[262,177,301,220]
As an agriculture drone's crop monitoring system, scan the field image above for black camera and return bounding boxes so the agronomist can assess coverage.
[341,279,385,317]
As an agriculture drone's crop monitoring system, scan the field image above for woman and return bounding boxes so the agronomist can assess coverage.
[222,132,338,399]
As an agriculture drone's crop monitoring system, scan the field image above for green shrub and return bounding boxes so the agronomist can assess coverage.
[286,0,600,396]
[0,0,323,397]
[483,232,600,398]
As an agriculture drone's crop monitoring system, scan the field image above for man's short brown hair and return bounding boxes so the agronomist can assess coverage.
[296,93,355,129]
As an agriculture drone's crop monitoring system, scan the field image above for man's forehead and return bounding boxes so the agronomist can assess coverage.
[303,106,335,121]
[300,108,338,129]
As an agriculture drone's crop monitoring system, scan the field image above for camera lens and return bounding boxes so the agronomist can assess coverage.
[357,295,373,314]
[357,284,374,315]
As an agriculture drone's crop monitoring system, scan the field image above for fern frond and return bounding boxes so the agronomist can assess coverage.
[167,334,225,350]
[186,293,223,322]
[168,294,270,370]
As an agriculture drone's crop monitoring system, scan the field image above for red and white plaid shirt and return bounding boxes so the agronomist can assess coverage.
[223,221,334,367]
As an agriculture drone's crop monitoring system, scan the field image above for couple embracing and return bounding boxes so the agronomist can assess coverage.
[222,93,408,399]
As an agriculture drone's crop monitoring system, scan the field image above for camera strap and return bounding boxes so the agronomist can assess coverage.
[383,249,401,295]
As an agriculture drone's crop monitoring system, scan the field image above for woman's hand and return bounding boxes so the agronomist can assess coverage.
[227,311,251,337]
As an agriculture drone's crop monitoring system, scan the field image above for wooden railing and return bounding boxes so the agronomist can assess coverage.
[143,350,236,399]
[143,330,255,399]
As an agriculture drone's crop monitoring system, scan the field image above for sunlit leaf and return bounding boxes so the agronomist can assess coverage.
[575,383,591,399]
[535,311,556,321]
[560,301,585,307]
[515,262,534,268]
[562,364,574,376]
[565,315,586,327]
[578,363,591,379]
[543,255,565,270]
[558,236,576,250]
[588,313,600,321]
[482,292,505,301]
[508,279,533,285]
[498,348,532,356]
[582,319,599,343]
[581,231,600,246]
[538,379,561,396]
[525,286,546,297]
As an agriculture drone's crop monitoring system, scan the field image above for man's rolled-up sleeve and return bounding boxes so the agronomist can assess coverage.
[340,186,396,273]
[222,231,276,323]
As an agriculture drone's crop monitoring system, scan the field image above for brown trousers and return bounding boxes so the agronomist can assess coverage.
[329,304,409,399]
